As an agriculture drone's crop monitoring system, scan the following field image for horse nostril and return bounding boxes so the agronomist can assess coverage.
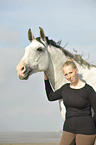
[21,66,25,71]
[21,66,27,74]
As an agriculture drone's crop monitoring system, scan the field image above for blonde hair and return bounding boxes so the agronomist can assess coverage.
[62,58,77,70]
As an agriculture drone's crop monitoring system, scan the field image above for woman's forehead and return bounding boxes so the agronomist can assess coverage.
[63,65,75,72]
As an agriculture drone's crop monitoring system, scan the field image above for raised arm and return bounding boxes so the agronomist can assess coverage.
[44,72,62,101]
[44,72,48,80]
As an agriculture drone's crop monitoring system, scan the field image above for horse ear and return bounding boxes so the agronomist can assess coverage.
[28,29,35,42]
[39,27,46,42]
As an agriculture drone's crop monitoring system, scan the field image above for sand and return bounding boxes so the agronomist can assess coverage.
[0,142,96,145]
[0,143,58,145]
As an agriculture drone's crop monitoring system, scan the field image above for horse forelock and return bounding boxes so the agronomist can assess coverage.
[36,37,45,47]
[36,36,96,68]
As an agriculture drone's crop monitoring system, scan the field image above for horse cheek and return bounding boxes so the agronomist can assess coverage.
[38,62,48,71]
[38,58,49,71]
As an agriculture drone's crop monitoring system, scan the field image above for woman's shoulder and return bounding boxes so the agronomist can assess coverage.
[61,83,70,89]
[85,83,96,93]
[85,83,94,89]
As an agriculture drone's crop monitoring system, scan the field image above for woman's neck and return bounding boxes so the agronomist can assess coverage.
[70,79,85,88]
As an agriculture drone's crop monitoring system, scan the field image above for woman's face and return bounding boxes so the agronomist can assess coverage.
[63,65,78,83]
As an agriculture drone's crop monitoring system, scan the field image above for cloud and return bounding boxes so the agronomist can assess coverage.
[0,25,21,47]
[0,47,23,84]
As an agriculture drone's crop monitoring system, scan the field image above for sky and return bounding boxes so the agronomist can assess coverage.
[0,0,96,132]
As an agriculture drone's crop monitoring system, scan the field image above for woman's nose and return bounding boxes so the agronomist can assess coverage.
[68,75,71,79]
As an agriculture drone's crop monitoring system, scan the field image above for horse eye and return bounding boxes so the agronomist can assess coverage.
[37,47,43,52]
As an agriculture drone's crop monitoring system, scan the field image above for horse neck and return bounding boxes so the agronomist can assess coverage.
[45,45,96,91]
[45,45,68,90]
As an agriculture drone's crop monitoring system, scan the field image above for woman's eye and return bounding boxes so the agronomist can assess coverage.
[37,47,43,52]
[64,74,67,76]
[69,72,73,74]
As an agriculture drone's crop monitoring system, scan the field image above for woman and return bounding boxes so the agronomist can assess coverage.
[44,59,96,145]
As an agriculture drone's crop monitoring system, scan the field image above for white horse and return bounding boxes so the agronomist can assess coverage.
[16,27,96,121]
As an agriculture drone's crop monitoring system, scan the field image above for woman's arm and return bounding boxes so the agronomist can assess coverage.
[44,72,48,80]
[44,72,62,101]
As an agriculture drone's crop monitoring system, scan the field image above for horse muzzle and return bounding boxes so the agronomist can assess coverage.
[16,62,32,80]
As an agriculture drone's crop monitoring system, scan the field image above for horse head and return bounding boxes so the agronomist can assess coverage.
[16,27,50,80]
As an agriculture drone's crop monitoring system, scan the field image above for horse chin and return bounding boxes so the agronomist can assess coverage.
[18,68,38,80]
[19,68,33,80]
[24,75,29,80]
[19,74,29,80]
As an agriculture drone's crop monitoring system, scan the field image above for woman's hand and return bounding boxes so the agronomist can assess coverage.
[44,72,48,80]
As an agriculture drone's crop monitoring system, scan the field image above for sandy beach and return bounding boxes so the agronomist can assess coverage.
[0,132,60,145]
[1,142,96,145]
[0,143,58,145]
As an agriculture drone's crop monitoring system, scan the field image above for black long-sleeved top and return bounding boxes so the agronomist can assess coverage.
[45,80,96,135]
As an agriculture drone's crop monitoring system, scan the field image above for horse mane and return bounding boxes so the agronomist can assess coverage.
[36,37,96,68]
